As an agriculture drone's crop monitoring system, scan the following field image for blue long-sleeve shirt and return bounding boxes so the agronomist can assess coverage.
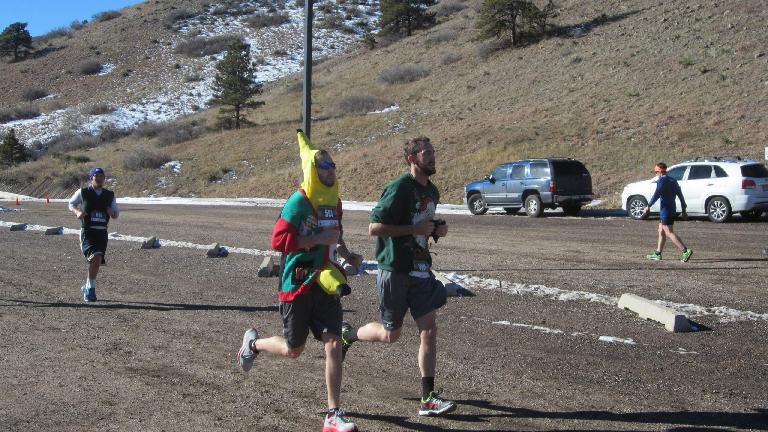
[647,175,686,219]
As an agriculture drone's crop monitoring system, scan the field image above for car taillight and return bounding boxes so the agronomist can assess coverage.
[742,179,756,189]
[549,181,555,193]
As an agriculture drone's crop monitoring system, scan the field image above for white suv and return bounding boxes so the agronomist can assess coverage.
[622,158,768,223]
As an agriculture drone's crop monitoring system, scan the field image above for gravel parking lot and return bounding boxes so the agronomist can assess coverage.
[1,202,766,431]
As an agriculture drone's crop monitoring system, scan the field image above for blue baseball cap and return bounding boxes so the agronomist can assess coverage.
[88,167,105,179]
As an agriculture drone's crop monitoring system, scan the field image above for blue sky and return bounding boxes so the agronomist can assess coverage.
[1,1,144,36]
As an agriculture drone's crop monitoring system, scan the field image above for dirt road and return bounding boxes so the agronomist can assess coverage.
[1,202,766,431]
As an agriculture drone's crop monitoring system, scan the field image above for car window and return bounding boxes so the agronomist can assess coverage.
[511,164,525,179]
[529,162,550,178]
[713,166,728,178]
[551,160,588,176]
[741,164,768,178]
[667,166,686,181]
[688,165,713,180]
[491,165,509,181]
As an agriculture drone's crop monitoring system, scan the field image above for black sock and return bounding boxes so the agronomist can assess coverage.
[328,407,339,415]
[421,377,435,400]
[346,328,359,343]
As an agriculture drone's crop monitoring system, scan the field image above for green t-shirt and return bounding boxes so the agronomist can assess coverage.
[370,173,440,275]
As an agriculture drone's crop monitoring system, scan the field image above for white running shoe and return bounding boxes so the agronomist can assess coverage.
[419,391,457,416]
[323,409,358,432]
[237,328,259,372]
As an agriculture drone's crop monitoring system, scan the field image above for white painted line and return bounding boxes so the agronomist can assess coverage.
[619,293,691,332]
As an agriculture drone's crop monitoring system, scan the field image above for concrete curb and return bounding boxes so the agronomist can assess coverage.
[618,293,692,332]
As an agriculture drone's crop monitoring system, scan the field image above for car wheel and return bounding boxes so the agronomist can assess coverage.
[524,194,543,217]
[627,196,648,220]
[503,207,519,215]
[562,204,581,216]
[740,209,762,221]
[707,196,731,223]
[467,194,488,215]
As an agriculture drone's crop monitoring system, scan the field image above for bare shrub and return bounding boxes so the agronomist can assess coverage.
[319,12,345,30]
[440,51,462,65]
[70,20,86,30]
[378,64,430,84]
[164,8,197,28]
[425,29,458,46]
[93,10,122,22]
[133,122,166,139]
[79,60,103,75]
[433,0,467,18]
[174,35,242,57]
[21,88,50,102]
[38,27,72,41]
[246,13,291,29]
[98,124,130,142]
[476,39,510,60]
[123,147,171,171]
[156,121,205,147]
[47,133,101,153]
[184,73,202,82]
[0,105,41,123]
[57,171,86,190]
[85,103,115,116]
[332,95,387,116]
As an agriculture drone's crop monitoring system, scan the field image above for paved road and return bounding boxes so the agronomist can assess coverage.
[1,202,766,431]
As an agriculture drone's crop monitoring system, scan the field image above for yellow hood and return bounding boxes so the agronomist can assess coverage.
[298,130,338,208]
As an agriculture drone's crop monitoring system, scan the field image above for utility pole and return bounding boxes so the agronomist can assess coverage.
[303,0,313,138]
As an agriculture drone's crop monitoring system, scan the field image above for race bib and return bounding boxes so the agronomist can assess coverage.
[317,205,339,261]
[91,211,107,224]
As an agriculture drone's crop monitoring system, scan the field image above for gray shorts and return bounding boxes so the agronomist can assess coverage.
[377,270,447,331]
[279,284,342,349]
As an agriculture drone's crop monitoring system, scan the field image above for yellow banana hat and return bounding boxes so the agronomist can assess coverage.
[297,130,348,295]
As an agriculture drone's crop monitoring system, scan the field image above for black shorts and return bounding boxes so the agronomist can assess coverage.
[279,284,342,349]
[80,228,108,264]
[377,270,447,331]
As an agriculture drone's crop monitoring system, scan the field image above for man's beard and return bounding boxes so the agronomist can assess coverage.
[416,160,436,176]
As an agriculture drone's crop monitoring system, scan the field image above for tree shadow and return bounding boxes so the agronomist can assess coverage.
[551,9,646,39]
[354,400,768,430]
[30,45,67,59]
[0,298,278,313]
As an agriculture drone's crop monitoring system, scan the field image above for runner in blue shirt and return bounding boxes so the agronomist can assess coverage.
[643,162,693,262]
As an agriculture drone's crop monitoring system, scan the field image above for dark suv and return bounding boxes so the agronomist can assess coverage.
[464,158,593,217]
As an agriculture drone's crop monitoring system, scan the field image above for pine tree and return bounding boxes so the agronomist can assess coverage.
[477,0,554,46]
[211,41,264,129]
[0,129,27,167]
[0,22,33,61]
[380,0,437,37]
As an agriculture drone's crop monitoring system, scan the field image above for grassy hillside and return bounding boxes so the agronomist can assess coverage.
[1,0,767,206]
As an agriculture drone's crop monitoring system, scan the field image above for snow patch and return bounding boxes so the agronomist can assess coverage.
[162,160,183,174]
[97,64,115,76]
[598,336,637,345]
[368,104,400,114]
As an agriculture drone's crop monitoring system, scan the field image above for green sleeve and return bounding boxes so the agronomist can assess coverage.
[370,182,407,225]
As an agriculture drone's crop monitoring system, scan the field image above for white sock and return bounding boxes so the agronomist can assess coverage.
[87,278,96,289]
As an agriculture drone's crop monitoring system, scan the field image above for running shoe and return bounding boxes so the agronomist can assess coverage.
[680,249,693,262]
[340,322,355,361]
[323,409,358,432]
[419,390,457,416]
[81,285,96,302]
[237,328,259,372]
[645,251,662,261]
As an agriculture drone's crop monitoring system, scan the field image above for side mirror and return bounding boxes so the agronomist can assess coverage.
[485,175,496,184]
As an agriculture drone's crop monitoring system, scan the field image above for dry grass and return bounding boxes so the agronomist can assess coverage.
[2,0,767,205]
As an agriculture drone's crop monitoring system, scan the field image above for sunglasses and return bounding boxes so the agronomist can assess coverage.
[317,160,336,170]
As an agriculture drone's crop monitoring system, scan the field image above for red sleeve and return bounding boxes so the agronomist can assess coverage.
[271,217,300,252]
